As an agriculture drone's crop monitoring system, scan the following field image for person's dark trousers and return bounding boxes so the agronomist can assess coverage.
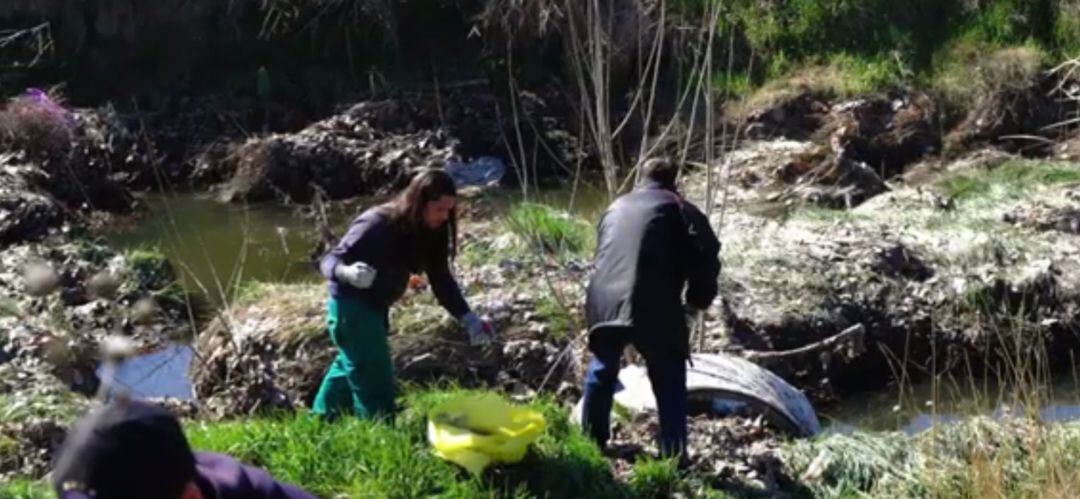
[582,326,688,458]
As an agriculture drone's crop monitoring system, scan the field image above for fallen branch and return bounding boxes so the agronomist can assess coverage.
[997,134,1059,145]
[0,22,52,67]
[738,323,866,368]
[0,23,49,49]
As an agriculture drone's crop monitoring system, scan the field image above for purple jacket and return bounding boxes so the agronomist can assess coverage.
[195,452,318,499]
[318,206,469,318]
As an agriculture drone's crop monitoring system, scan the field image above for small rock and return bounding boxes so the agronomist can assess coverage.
[130,297,159,325]
[86,271,121,300]
[22,262,60,297]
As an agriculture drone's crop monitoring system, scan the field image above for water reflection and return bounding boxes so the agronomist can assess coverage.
[103,188,609,308]
[823,375,1080,434]
[98,344,195,401]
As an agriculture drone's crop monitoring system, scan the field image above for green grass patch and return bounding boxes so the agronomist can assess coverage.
[786,205,871,224]
[458,235,505,269]
[627,456,683,498]
[0,481,51,499]
[931,41,1047,126]
[785,53,906,97]
[459,202,596,268]
[0,298,19,318]
[533,293,576,341]
[1055,3,1080,55]
[784,430,928,497]
[182,388,630,498]
[0,371,91,426]
[734,51,908,108]
[231,279,276,304]
[936,161,1080,202]
[8,387,1080,497]
[961,0,1057,49]
[0,393,87,427]
[713,71,755,99]
[962,284,1001,315]
[818,53,908,96]
[505,203,594,260]
[680,0,1076,99]
[125,246,187,306]
[939,176,994,201]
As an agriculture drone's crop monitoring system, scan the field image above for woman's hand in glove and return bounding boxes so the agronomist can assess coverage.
[334,261,377,289]
[461,312,496,346]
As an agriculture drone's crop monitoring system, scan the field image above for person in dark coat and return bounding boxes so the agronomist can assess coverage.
[315,168,495,421]
[582,157,721,459]
[51,398,317,499]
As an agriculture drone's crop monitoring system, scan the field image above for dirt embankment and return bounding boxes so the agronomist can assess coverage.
[0,92,159,245]
[727,48,1079,209]
[196,86,584,204]
[692,157,1080,404]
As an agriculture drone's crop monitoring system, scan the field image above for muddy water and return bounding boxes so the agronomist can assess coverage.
[104,194,325,307]
[103,186,609,308]
[824,375,1080,434]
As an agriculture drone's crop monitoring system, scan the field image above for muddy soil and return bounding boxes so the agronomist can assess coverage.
[202,86,584,204]
[944,59,1078,156]
[607,413,786,495]
[727,92,940,209]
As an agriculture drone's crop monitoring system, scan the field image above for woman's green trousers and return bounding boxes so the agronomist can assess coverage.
[313,297,396,420]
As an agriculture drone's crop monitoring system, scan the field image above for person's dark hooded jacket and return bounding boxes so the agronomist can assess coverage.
[585,180,721,357]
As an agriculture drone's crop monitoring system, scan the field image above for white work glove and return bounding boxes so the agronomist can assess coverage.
[334,261,377,290]
[461,311,495,346]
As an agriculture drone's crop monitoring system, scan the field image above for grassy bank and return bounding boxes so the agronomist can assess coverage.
[185,390,627,499]
[0,388,682,499]
[693,0,1080,99]
[785,417,1080,498]
[461,202,596,268]
[6,386,1080,498]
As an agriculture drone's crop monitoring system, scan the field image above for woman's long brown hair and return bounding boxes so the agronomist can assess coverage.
[381,168,458,265]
